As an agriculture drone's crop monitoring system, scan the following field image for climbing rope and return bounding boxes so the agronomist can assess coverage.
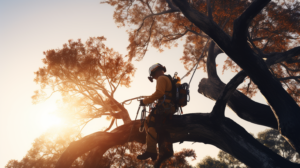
[181,39,211,86]
[139,106,147,132]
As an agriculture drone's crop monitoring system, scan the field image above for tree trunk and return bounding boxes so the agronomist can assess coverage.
[172,0,300,153]
[55,114,299,168]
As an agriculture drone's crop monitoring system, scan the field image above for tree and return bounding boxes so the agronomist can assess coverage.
[5,126,195,168]
[257,129,300,163]
[98,144,195,168]
[196,129,300,168]
[31,36,195,168]
[33,36,136,126]
[195,156,228,168]
[31,0,300,167]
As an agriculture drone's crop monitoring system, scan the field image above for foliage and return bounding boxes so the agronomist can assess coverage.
[196,129,300,168]
[195,156,228,168]
[217,151,248,168]
[104,0,300,102]
[100,143,195,168]
[5,127,86,168]
[23,0,300,167]
[5,131,195,168]
[257,129,300,163]
[33,36,136,127]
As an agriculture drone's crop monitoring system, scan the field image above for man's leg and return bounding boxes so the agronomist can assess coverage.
[145,115,157,153]
[155,105,174,167]
[137,113,157,161]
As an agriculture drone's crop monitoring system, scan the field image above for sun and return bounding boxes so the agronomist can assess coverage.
[40,113,62,129]
[38,101,62,130]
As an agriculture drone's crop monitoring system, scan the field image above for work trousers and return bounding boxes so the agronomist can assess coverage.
[144,102,176,154]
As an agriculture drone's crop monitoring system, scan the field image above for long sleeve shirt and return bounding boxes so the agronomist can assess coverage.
[143,75,172,105]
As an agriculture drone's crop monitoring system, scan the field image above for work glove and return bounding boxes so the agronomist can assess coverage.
[140,100,146,106]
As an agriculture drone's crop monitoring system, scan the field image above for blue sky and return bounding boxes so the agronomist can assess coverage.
[0,0,269,167]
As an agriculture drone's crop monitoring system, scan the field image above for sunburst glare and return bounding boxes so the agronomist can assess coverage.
[38,102,62,130]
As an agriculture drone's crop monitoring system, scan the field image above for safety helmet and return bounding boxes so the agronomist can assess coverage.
[148,63,166,82]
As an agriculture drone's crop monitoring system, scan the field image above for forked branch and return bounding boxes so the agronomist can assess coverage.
[211,71,247,118]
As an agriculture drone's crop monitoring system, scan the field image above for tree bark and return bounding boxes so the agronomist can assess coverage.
[198,77,278,129]
[55,114,299,168]
[172,0,300,153]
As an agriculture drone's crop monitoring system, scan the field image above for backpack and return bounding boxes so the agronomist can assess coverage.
[165,74,190,108]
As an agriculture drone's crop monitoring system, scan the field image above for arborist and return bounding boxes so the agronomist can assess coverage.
[137,63,181,162]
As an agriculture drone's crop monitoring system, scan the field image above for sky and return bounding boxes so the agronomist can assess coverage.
[0,0,269,167]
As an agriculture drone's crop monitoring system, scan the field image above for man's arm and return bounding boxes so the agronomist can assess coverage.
[143,76,168,105]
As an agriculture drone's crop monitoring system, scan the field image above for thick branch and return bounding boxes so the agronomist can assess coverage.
[233,0,271,43]
[172,0,300,154]
[198,78,278,129]
[211,71,247,118]
[172,0,232,53]
[265,46,300,66]
[207,41,223,79]
[55,114,299,168]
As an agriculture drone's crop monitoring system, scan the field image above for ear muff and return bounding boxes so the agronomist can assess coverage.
[148,76,153,82]
[162,66,166,73]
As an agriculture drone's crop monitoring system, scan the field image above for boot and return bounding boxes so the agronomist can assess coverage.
[137,151,157,161]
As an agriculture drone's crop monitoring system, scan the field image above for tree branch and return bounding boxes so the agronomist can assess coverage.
[233,0,271,43]
[136,9,180,33]
[103,118,115,132]
[172,0,232,53]
[265,46,300,66]
[206,41,223,79]
[278,76,300,81]
[55,114,300,168]
[207,0,212,19]
[162,30,189,41]
[184,27,209,38]
[280,63,300,73]
[198,78,278,129]
[211,71,247,118]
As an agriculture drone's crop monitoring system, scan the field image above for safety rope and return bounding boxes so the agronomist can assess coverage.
[181,39,211,85]
[139,107,147,132]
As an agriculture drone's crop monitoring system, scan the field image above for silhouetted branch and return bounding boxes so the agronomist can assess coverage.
[185,27,209,38]
[233,0,271,43]
[104,118,115,132]
[172,0,231,54]
[136,9,180,33]
[211,71,247,118]
[265,46,300,66]
[162,30,189,41]
[278,76,300,81]
[55,115,300,168]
